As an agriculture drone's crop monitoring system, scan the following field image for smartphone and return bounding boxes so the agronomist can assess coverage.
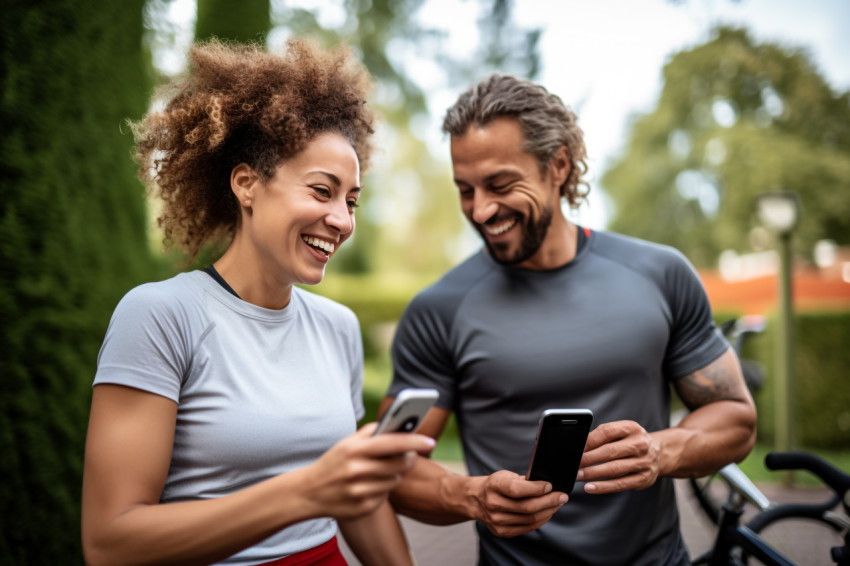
[373,388,439,435]
[526,409,594,494]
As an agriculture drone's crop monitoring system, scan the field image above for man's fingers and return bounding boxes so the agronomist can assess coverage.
[581,421,649,467]
[484,501,565,537]
[490,471,553,498]
[583,421,639,450]
[584,472,653,494]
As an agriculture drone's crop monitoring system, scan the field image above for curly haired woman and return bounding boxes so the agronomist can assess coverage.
[81,39,433,566]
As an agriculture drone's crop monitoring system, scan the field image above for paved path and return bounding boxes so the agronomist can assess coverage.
[340,462,843,565]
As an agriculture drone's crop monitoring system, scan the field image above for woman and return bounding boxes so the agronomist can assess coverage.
[81,39,433,566]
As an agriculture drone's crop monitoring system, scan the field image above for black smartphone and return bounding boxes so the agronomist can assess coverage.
[373,388,439,435]
[526,408,594,494]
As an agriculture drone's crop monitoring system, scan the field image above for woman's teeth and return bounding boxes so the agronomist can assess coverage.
[302,235,335,255]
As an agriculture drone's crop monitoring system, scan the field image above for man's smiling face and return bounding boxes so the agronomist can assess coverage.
[451,117,564,269]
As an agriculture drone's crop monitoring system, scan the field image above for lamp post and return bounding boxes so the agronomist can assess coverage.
[756,191,801,480]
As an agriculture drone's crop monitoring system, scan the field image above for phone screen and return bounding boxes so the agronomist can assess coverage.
[527,409,593,494]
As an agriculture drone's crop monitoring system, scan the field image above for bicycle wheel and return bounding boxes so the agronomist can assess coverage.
[740,495,847,565]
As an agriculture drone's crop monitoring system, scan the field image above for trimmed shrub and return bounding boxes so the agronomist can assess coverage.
[0,1,161,562]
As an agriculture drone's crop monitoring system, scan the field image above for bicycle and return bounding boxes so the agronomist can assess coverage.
[691,451,850,565]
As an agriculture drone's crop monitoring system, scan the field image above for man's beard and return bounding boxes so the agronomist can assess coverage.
[480,206,554,266]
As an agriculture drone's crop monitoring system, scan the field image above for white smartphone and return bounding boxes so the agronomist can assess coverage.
[526,408,594,494]
[373,388,439,435]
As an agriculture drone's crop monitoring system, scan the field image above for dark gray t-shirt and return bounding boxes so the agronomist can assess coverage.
[389,230,728,566]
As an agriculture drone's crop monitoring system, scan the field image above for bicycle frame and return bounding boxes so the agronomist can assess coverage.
[706,500,795,566]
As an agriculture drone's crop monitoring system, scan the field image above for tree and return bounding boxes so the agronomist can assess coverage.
[602,27,850,267]
[196,0,270,44]
[0,1,160,562]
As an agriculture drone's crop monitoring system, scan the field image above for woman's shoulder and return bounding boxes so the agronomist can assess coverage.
[293,286,359,327]
[114,271,209,320]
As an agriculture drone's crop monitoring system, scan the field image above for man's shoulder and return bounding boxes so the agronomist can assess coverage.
[592,230,683,259]
[590,230,692,276]
[414,250,494,302]
[401,251,495,323]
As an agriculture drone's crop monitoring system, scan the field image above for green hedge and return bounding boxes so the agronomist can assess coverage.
[748,312,850,450]
[1,1,160,563]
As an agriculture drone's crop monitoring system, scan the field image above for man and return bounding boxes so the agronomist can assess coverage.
[381,74,757,565]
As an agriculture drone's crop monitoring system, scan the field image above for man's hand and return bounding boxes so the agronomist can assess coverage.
[468,470,567,538]
[577,420,663,494]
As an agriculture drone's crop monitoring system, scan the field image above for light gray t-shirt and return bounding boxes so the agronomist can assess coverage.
[389,230,728,566]
[94,271,364,565]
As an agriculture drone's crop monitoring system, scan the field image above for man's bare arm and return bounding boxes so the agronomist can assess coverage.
[661,346,757,476]
[578,347,757,493]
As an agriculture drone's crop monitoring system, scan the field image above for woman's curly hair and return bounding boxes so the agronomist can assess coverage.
[131,38,376,258]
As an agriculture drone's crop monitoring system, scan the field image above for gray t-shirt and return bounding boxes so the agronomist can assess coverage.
[389,230,728,566]
[94,271,364,565]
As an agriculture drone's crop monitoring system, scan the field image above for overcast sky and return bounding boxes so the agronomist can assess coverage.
[416,0,850,230]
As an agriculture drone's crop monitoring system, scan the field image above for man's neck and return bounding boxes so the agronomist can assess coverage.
[514,218,579,271]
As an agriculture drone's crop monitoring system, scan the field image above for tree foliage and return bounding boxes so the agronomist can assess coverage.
[0,1,161,562]
[602,27,850,267]
[196,0,270,44]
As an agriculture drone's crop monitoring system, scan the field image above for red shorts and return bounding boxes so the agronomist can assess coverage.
[256,537,347,566]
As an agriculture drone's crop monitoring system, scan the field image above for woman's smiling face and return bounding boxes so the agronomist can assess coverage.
[242,132,361,286]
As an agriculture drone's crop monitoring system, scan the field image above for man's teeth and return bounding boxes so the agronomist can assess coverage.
[302,236,335,255]
[484,218,517,235]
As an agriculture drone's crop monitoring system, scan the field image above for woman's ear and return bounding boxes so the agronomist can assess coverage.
[231,163,258,208]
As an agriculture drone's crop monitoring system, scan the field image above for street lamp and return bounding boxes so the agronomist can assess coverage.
[756,191,801,478]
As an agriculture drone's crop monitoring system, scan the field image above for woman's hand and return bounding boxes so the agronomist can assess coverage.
[297,423,436,519]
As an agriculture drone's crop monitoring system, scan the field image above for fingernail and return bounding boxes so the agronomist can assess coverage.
[585,483,596,492]
[559,494,568,504]
[544,483,552,493]
[576,470,584,480]
[424,437,436,448]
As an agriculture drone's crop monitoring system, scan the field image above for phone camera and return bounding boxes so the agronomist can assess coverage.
[401,416,419,432]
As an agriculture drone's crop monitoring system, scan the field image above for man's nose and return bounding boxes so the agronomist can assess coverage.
[471,190,499,225]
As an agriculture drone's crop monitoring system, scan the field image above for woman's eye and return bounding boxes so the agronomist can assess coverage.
[314,187,331,198]
[347,200,359,210]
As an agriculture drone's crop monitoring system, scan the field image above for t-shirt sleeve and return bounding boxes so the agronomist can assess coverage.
[93,284,192,402]
[344,308,366,422]
[662,250,729,379]
[388,293,457,411]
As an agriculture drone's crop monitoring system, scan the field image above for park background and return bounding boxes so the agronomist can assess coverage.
[2,0,849,562]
